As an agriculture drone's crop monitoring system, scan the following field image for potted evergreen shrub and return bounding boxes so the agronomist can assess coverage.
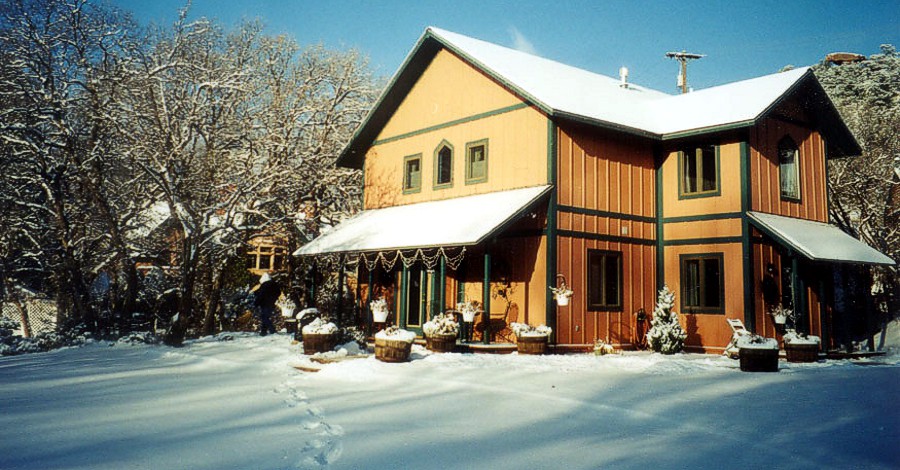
[783,330,821,362]
[422,312,459,353]
[374,326,416,362]
[301,317,338,355]
[511,322,552,354]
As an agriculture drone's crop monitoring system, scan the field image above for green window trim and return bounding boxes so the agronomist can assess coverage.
[403,153,422,194]
[778,136,802,202]
[679,252,725,314]
[465,138,489,185]
[677,144,721,199]
[586,249,623,311]
[433,140,454,190]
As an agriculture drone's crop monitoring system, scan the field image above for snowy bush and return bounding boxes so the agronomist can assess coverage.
[302,317,338,335]
[337,326,367,349]
[736,334,778,350]
[783,330,820,346]
[116,332,161,346]
[423,313,459,336]
[510,322,552,338]
[375,326,416,343]
[0,327,92,356]
[646,286,687,354]
[593,339,615,356]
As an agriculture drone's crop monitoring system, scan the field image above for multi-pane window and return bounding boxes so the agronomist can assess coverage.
[587,250,622,310]
[466,139,488,184]
[680,144,718,197]
[434,142,453,188]
[403,154,422,193]
[680,253,724,314]
[778,136,800,200]
[247,245,286,272]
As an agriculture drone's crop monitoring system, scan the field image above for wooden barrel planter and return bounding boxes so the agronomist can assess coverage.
[375,337,413,362]
[739,347,779,372]
[785,343,819,363]
[517,335,549,355]
[426,333,457,353]
[302,333,338,355]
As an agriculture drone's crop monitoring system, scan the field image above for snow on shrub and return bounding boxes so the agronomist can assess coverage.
[736,334,778,350]
[302,317,338,335]
[116,332,161,346]
[783,330,821,345]
[646,285,687,355]
[422,312,459,336]
[375,326,416,343]
[0,322,92,356]
[510,322,552,338]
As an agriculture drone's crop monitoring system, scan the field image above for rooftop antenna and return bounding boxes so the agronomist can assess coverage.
[665,50,705,94]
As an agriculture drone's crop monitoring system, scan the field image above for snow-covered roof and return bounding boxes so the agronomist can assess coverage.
[337,27,860,168]
[294,185,551,255]
[748,212,894,265]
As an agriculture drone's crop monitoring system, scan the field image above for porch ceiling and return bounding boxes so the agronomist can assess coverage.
[294,185,551,256]
[748,211,895,265]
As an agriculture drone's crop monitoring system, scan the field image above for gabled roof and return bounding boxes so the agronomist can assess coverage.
[338,27,860,169]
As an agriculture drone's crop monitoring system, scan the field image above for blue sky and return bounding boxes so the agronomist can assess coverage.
[112,0,898,93]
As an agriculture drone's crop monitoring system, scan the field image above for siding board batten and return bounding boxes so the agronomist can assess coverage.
[740,140,755,333]
[546,119,558,343]
[483,252,492,344]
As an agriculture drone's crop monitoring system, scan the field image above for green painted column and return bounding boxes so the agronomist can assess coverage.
[791,254,801,331]
[483,252,492,345]
[400,264,409,328]
[439,256,446,315]
[336,254,346,327]
[740,140,756,333]
[366,268,374,335]
[545,119,558,343]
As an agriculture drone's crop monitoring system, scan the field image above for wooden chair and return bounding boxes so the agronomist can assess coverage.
[724,318,749,359]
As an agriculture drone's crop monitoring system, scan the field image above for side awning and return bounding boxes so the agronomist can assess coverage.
[748,211,895,266]
[295,185,551,257]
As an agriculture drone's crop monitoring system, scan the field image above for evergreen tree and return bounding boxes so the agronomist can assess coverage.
[646,285,687,354]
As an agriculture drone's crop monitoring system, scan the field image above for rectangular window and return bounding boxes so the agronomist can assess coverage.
[778,137,800,200]
[587,250,622,310]
[680,253,724,314]
[403,154,422,193]
[679,144,719,198]
[466,139,488,184]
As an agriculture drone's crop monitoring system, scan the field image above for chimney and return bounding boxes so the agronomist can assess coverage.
[619,66,629,88]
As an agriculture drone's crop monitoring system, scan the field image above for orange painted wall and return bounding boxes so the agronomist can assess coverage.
[749,117,828,221]
[661,141,743,218]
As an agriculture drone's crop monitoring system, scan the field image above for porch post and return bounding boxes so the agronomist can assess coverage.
[483,252,492,344]
[336,253,346,326]
[790,254,801,332]
[439,256,446,315]
[310,260,317,307]
[400,263,409,328]
[366,267,374,335]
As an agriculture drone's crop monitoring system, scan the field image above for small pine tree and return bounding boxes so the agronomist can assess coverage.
[646,285,687,354]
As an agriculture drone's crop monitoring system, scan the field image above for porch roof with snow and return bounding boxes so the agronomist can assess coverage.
[748,212,895,266]
[337,27,860,169]
[293,185,551,256]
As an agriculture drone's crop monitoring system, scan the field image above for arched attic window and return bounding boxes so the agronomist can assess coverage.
[778,136,801,200]
[433,140,453,189]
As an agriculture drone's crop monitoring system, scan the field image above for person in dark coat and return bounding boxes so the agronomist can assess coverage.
[252,273,280,336]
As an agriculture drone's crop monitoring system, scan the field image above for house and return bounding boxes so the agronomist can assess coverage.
[295,27,894,353]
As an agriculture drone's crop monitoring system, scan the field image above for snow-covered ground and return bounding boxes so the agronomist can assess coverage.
[1,334,898,470]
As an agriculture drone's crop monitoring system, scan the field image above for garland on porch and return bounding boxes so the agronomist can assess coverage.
[354,246,467,272]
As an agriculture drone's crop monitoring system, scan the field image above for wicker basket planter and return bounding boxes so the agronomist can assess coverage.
[517,335,549,355]
[739,347,779,372]
[785,342,819,363]
[426,333,457,353]
[375,337,413,362]
[302,332,338,355]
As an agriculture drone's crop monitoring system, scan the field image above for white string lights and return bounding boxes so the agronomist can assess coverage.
[355,246,467,272]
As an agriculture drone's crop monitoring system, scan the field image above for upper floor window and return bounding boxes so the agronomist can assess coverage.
[679,144,719,198]
[466,139,489,184]
[403,154,422,193]
[587,249,622,310]
[680,253,724,314]
[433,141,453,189]
[778,136,800,200]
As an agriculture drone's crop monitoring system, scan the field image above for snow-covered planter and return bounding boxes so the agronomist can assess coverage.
[301,318,339,355]
[370,297,389,323]
[769,304,792,326]
[783,330,821,363]
[737,334,779,372]
[511,322,551,355]
[374,326,416,362]
[646,286,687,355]
[423,313,459,353]
[456,301,479,322]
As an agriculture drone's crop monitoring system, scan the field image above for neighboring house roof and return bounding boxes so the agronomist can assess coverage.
[338,27,860,169]
[748,211,895,265]
[294,185,551,255]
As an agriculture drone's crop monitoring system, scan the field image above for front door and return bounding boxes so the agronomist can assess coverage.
[403,266,431,334]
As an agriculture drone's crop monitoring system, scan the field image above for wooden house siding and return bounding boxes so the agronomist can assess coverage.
[749,117,828,222]
[554,124,657,346]
[364,49,548,210]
